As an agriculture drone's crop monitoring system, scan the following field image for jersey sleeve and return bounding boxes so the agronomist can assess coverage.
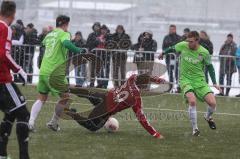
[175,41,187,53]
[42,36,46,46]
[132,96,160,137]
[60,32,71,43]
[204,52,212,66]
[0,26,20,72]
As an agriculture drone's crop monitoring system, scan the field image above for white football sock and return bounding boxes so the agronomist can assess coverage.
[188,106,198,130]
[205,106,216,120]
[29,100,44,125]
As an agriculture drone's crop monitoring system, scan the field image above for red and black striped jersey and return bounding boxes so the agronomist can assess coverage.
[106,74,160,137]
[0,20,20,83]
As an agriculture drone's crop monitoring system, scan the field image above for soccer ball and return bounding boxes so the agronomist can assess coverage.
[104,117,119,132]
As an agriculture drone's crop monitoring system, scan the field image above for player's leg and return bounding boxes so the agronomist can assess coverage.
[84,91,110,131]
[47,92,71,131]
[29,75,49,131]
[185,91,199,136]
[204,93,217,129]
[225,72,233,96]
[69,111,110,132]
[112,55,120,87]
[0,83,30,158]
[120,56,127,85]
[181,80,199,136]
[0,83,15,158]
[63,90,109,131]
[90,61,96,87]
[104,54,111,89]
[67,108,110,132]
[28,93,48,131]
[194,84,216,130]
[86,115,110,131]
[218,72,225,96]
[14,106,30,159]
[0,113,15,158]
[70,87,106,106]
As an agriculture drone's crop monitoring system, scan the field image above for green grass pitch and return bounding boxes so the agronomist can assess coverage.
[2,85,240,159]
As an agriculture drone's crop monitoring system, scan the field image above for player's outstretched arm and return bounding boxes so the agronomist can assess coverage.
[158,46,176,60]
[159,41,186,60]
[206,64,222,93]
[136,74,165,85]
[132,97,164,139]
[62,40,84,54]
[150,76,166,84]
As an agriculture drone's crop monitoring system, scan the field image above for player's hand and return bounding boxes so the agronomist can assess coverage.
[213,84,222,93]
[152,76,166,84]
[157,135,165,139]
[153,132,164,139]
[18,68,27,85]
[158,53,164,60]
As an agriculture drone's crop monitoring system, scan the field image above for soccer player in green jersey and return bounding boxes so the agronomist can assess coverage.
[159,31,221,136]
[28,15,83,132]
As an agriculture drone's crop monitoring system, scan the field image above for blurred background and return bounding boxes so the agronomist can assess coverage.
[5,0,240,96]
[4,0,240,52]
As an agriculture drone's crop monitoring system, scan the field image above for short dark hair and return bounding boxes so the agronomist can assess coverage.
[227,33,233,38]
[187,31,200,40]
[75,31,82,36]
[56,15,70,27]
[27,23,34,29]
[170,24,176,28]
[16,19,24,26]
[184,28,190,33]
[0,1,16,17]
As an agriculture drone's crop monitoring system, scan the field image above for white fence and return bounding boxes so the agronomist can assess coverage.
[11,45,240,96]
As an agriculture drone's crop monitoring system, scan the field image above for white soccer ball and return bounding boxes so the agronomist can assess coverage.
[104,117,119,132]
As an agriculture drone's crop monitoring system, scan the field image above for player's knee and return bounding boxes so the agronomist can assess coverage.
[0,114,15,138]
[59,93,71,105]
[189,101,196,107]
[205,95,217,108]
[208,99,217,108]
[186,92,196,106]
[187,97,197,106]
[38,94,48,102]
[17,107,30,122]
[205,93,217,108]
[0,120,13,138]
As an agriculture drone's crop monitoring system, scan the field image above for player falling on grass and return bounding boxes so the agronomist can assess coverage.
[0,1,30,159]
[28,15,83,132]
[61,74,168,139]
[159,31,221,136]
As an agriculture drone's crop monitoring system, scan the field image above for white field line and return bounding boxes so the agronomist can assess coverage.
[144,108,240,116]
[26,100,240,117]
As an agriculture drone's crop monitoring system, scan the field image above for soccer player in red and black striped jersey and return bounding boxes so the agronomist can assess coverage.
[0,1,30,159]
[65,74,166,139]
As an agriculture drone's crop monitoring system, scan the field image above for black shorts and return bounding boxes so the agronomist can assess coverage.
[0,82,26,113]
[78,114,110,132]
[75,92,111,131]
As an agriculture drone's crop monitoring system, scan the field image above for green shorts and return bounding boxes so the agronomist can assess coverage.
[37,75,68,96]
[180,80,212,102]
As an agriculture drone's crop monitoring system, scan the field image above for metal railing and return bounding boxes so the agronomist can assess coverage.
[10,45,240,95]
